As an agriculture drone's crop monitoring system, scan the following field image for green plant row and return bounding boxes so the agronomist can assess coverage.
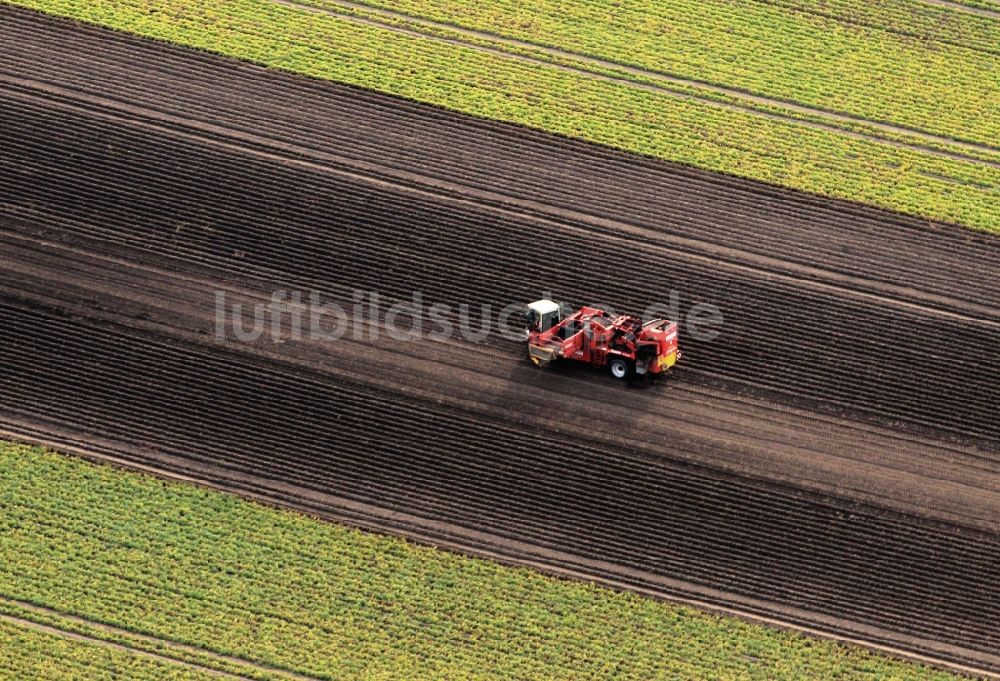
[326,0,1000,148]
[0,441,963,680]
[0,617,217,680]
[8,0,1000,233]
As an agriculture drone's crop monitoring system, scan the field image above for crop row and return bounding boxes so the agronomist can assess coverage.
[310,0,1000,148]
[0,442,966,680]
[0,617,217,681]
[6,2,1000,231]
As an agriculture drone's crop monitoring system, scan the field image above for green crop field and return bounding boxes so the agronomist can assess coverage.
[8,0,1000,233]
[0,618,217,680]
[0,441,962,680]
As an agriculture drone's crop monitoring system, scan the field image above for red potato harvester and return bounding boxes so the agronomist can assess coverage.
[524,299,680,380]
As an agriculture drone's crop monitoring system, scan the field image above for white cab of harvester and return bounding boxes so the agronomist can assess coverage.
[525,299,561,335]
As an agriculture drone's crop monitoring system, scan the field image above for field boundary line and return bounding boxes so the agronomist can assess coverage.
[920,0,1000,19]
[0,596,326,681]
[274,0,1000,162]
[4,75,998,326]
[1,428,998,680]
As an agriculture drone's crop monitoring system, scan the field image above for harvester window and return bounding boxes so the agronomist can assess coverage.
[526,308,539,330]
[561,320,581,339]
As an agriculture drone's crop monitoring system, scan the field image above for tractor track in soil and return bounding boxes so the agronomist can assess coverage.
[1,6,999,675]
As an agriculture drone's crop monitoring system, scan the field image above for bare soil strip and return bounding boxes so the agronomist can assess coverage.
[2,72,994,327]
[276,0,1000,163]
[2,75,998,441]
[3,231,998,532]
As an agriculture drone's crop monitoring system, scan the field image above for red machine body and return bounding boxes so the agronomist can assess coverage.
[525,300,680,379]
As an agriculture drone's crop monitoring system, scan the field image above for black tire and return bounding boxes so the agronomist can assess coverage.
[609,357,631,379]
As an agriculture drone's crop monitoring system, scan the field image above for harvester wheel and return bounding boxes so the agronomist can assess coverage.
[609,357,631,379]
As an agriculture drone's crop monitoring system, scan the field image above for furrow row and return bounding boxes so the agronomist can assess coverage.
[2,94,997,439]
